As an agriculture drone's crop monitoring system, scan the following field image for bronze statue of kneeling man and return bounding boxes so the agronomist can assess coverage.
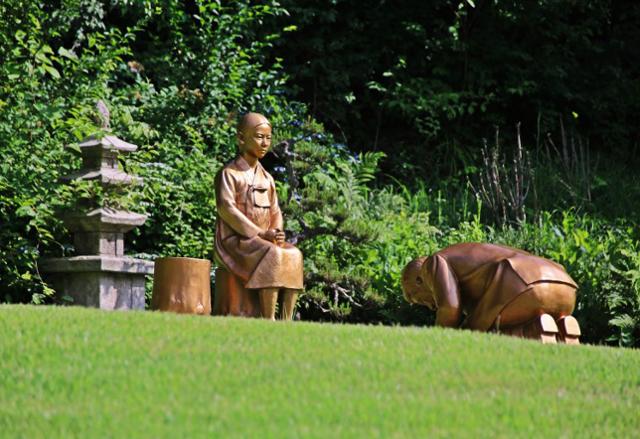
[402,243,581,344]
[214,112,303,320]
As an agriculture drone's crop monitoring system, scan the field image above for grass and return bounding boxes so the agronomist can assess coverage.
[1,305,639,438]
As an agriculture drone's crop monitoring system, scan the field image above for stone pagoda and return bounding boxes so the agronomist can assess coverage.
[41,103,153,310]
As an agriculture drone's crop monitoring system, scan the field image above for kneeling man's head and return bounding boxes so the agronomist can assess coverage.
[401,257,436,310]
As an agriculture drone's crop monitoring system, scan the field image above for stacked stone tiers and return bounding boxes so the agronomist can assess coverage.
[41,135,153,310]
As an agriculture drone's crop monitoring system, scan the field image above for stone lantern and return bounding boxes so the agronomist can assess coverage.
[41,108,153,310]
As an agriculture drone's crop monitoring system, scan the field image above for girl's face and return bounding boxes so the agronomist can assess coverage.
[240,123,272,160]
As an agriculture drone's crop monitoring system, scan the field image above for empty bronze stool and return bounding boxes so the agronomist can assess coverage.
[151,257,212,315]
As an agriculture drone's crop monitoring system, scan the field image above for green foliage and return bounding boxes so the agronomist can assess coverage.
[0,1,134,303]
[611,247,640,346]
[1,1,639,349]
[113,0,291,259]
[269,129,640,345]
[0,0,290,302]
[272,1,640,180]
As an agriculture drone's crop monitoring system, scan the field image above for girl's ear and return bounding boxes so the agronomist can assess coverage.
[416,276,423,285]
[237,131,245,149]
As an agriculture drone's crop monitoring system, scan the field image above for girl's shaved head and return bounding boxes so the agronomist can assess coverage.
[238,112,271,133]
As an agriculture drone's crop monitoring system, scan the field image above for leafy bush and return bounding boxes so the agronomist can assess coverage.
[1,1,638,348]
[267,118,640,346]
[0,2,133,303]
[262,121,638,346]
[271,0,640,180]
[0,0,290,302]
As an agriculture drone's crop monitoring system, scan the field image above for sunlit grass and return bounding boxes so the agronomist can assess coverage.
[1,305,638,438]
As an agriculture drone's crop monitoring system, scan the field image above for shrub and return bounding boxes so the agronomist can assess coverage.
[1,1,638,348]
[0,1,290,302]
[272,131,640,346]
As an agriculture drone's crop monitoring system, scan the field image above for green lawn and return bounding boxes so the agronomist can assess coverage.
[1,305,639,438]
